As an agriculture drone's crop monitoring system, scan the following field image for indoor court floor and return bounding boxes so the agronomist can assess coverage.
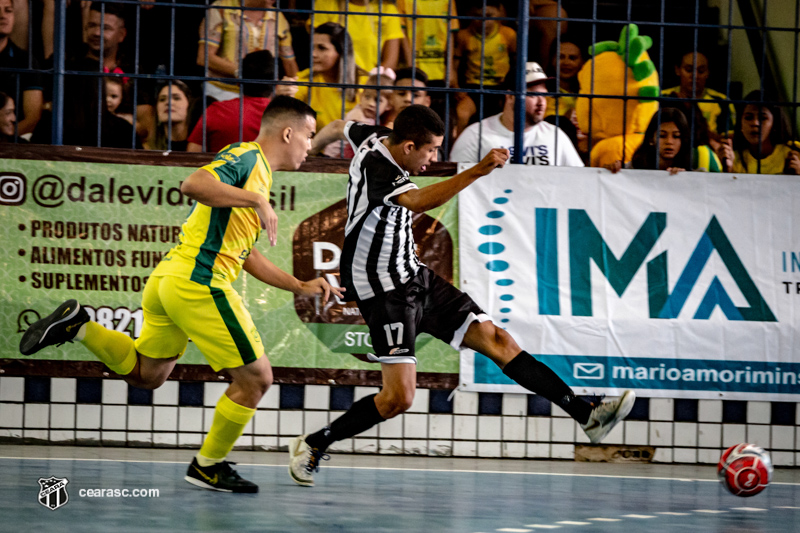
[1,445,797,532]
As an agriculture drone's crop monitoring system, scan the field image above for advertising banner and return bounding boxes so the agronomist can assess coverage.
[459,165,800,400]
[0,160,459,374]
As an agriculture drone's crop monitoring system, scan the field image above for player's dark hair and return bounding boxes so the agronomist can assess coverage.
[261,95,316,129]
[388,105,445,147]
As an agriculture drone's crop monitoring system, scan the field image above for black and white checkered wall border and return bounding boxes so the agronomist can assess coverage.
[1,376,797,466]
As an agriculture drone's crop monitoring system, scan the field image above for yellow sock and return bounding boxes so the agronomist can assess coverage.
[197,393,256,466]
[80,321,138,375]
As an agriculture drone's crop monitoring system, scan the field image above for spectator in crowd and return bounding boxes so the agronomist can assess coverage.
[662,47,735,146]
[145,80,195,151]
[606,107,722,174]
[450,62,582,166]
[324,67,394,157]
[83,2,129,78]
[452,0,516,136]
[545,33,584,119]
[198,0,297,102]
[0,0,43,136]
[105,76,134,125]
[0,90,25,143]
[716,91,800,175]
[528,0,568,65]
[384,66,431,128]
[276,22,357,130]
[188,50,274,153]
[396,0,457,87]
[309,0,405,79]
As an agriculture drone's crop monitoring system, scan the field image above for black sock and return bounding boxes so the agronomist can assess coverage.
[502,351,593,425]
[305,393,385,452]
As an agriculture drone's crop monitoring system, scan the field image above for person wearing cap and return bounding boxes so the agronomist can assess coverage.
[449,62,583,167]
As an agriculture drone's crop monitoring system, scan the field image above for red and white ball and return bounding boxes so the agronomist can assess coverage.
[717,443,773,497]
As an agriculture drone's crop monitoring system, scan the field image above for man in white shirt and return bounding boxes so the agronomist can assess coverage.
[449,62,584,167]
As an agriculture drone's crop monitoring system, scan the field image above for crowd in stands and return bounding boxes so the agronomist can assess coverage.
[1,0,798,176]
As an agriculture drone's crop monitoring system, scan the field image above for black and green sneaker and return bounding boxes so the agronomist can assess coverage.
[19,299,90,356]
[184,458,259,493]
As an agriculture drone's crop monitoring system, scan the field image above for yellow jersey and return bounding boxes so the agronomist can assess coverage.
[732,143,795,175]
[661,86,736,136]
[153,142,273,286]
[294,69,356,129]
[310,0,405,75]
[460,24,516,86]
[396,0,458,81]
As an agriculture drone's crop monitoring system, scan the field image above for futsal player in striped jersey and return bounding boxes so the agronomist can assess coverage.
[20,96,343,493]
[289,105,636,486]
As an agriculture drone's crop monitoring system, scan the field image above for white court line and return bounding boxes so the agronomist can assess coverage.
[1,456,799,486]
[621,514,655,519]
[732,507,767,512]
[656,512,690,516]
[556,521,590,525]
[775,506,800,509]
[496,529,531,532]
[694,510,728,514]
[523,526,560,530]
[587,518,622,522]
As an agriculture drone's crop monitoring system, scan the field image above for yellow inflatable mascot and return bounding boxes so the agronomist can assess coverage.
[576,24,660,167]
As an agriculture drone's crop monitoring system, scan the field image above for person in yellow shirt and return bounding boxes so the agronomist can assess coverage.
[717,91,800,175]
[661,48,736,144]
[396,0,458,84]
[198,0,298,102]
[308,0,405,78]
[452,0,516,135]
[19,97,342,493]
[277,23,357,130]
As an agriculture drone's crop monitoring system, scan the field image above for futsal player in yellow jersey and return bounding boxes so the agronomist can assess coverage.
[20,96,343,493]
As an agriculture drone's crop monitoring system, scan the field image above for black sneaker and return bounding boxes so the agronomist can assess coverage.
[19,299,90,356]
[184,458,258,493]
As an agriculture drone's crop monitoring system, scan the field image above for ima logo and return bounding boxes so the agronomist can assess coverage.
[536,209,776,322]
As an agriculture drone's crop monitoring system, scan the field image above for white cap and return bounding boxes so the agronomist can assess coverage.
[525,62,554,86]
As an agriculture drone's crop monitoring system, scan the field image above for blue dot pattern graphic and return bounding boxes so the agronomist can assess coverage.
[478,242,505,255]
[477,192,516,325]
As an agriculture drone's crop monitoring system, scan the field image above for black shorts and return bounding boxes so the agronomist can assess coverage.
[357,266,490,364]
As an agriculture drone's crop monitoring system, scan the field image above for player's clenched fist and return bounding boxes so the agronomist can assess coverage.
[475,148,511,176]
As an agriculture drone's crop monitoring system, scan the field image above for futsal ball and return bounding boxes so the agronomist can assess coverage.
[717,443,773,497]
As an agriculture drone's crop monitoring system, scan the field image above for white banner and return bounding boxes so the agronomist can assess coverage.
[458,165,800,400]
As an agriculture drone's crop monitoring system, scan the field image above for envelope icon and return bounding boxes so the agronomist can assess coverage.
[574,363,604,380]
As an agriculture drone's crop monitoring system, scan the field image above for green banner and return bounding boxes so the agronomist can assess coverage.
[0,159,459,373]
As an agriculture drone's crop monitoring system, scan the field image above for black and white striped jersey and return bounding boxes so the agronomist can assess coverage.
[340,122,422,301]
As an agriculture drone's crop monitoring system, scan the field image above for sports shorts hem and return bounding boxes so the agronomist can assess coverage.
[450,312,492,350]
[366,352,417,365]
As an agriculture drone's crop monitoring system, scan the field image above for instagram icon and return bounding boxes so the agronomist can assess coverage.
[0,173,26,206]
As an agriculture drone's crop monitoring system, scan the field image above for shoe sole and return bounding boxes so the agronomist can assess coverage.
[288,436,314,487]
[184,475,258,493]
[585,390,636,444]
[19,300,82,356]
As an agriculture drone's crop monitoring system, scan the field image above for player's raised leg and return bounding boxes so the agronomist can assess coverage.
[462,320,635,443]
[19,298,178,389]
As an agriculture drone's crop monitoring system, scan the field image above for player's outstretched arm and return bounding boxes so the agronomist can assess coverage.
[242,248,345,303]
[310,119,347,155]
[397,148,509,213]
[181,169,278,245]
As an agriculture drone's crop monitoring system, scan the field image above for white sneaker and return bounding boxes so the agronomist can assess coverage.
[580,390,636,444]
[288,435,328,487]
